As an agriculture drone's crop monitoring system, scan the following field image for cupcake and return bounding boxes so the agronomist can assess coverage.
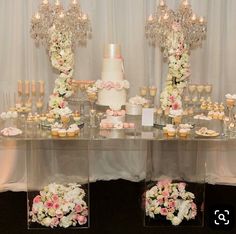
[58,129,67,137]
[179,129,188,138]
[67,129,76,137]
[167,128,176,137]
[51,128,59,137]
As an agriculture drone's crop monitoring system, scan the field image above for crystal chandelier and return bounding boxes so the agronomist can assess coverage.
[145,0,207,56]
[31,0,91,49]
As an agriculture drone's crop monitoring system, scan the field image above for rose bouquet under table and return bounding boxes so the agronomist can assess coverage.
[144,180,204,227]
[28,183,89,229]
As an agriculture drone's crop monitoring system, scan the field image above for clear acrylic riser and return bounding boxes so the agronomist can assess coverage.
[144,141,205,228]
[27,140,89,230]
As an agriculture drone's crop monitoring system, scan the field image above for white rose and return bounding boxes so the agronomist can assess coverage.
[41,217,52,227]
[60,216,73,228]
[171,216,182,226]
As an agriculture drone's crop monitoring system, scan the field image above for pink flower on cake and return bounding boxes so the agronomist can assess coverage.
[114,82,122,90]
[104,81,114,90]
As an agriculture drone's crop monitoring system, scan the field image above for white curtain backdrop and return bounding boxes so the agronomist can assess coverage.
[1,0,236,191]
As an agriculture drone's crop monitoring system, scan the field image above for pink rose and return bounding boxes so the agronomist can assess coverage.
[77,215,87,225]
[52,194,59,202]
[178,182,186,191]
[50,217,59,227]
[191,203,197,210]
[169,96,175,103]
[45,200,53,209]
[75,204,82,213]
[53,202,60,209]
[172,102,180,110]
[162,190,169,197]
[160,208,168,216]
[33,195,41,203]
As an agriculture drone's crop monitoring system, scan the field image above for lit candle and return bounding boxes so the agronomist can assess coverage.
[39,80,45,96]
[43,0,48,4]
[191,13,197,21]
[35,12,40,20]
[199,17,204,24]
[72,0,77,4]
[25,80,30,95]
[82,14,87,20]
[59,12,65,18]
[31,80,36,96]
[163,13,169,20]
[148,14,153,22]
[55,0,60,6]
[159,0,165,7]
[183,0,189,7]
[18,80,23,95]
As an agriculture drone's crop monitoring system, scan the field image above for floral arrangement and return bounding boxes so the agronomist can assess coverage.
[160,23,191,111]
[30,183,88,228]
[145,180,197,226]
[48,27,74,117]
[95,80,130,91]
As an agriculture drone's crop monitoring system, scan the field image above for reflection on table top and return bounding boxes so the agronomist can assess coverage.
[0,125,235,142]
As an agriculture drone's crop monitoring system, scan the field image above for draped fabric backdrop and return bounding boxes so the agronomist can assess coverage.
[1,0,236,191]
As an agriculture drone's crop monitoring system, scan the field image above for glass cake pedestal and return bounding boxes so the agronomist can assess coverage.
[144,141,205,227]
[27,140,89,230]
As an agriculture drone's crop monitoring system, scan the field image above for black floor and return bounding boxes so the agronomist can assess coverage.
[0,180,236,234]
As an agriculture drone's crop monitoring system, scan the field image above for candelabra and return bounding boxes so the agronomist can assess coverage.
[31,0,91,48]
[145,0,207,56]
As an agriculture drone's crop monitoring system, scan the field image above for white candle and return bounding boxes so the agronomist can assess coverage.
[31,80,36,95]
[159,0,165,7]
[59,12,65,18]
[148,14,153,21]
[18,80,23,94]
[191,13,196,21]
[55,0,60,6]
[39,80,45,96]
[163,13,169,20]
[183,0,189,7]
[82,14,87,20]
[35,12,40,20]
[199,17,204,23]
[25,80,30,95]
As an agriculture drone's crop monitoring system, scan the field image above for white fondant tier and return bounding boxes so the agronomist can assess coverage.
[102,59,124,74]
[101,72,124,81]
[126,103,142,116]
[107,115,125,124]
[97,89,127,110]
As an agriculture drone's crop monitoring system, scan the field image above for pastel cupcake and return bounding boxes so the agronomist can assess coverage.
[58,129,67,137]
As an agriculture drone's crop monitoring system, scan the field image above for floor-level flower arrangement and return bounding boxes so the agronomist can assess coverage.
[145,180,197,226]
[29,183,88,228]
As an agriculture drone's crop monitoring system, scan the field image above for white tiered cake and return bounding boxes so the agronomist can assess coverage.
[96,44,129,110]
